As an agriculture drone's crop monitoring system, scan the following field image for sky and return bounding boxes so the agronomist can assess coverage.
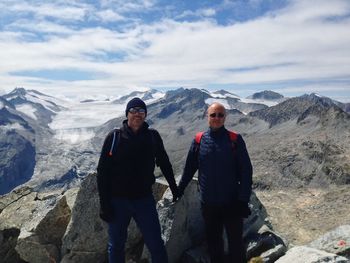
[0,0,350,102]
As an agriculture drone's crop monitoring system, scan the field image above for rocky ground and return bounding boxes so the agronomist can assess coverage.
[256,185,350,245]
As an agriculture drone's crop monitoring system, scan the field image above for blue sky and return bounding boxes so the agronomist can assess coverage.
[0,0,350,101]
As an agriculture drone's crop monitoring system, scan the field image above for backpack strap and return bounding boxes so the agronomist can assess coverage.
[194,131,204,161]
[227,130,238,150]
[228,130,238,141]
[194,130,238,152]
[108,128,120,156]
[195,132,204,144]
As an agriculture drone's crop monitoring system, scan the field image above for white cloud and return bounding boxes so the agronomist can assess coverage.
[0,0,349,102]
[3,1,88,21]
[100,0,157,12]
[7,20,75,35]
[95,9,125,22]
[177,8,216,19]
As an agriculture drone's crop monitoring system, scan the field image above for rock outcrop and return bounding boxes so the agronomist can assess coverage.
[275,246,349,263]
[2,173,350,263]
[309,225,350,259]
[141,179,286,263]
[0,186,75,263]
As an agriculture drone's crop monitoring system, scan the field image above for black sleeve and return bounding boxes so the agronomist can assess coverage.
[152,130,178,192]
[178,140,199,195]
[96,132,114,207]
[236,134,253,203]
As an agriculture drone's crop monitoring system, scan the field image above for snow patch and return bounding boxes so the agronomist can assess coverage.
[53,128,95,144]
[26,93,63,112]
[0,123,25,130]
[15,104,37,120]
[0,101,4,109]
[50,100,126,143]
[50,101,125,130]
[146,91,165,104]
[210,92,240,99]
[240,97,279,107]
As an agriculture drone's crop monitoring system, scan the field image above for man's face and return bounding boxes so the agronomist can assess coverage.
[127,107,146,130]
[207,104,226,130]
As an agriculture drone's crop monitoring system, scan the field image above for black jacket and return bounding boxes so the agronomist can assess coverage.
[97,120,177,207]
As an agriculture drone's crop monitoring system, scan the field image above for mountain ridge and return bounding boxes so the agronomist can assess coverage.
[0,87,349,195]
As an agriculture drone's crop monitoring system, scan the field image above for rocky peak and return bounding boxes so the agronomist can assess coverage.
[112,89,163,104]
[5,87,27,99]
[301,93,338,107]
[212,89,240,98]
[249,94,345,127]
[0,97,15,110]
[249,90,284,100]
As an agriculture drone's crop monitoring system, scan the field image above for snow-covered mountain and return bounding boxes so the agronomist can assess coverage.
[0,97,36,194]
[3,88,66,126]
[1,87,349,195]
[112,89,165,104]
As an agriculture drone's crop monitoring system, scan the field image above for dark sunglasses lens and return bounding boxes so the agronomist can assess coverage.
[129,108,145,114]
[210,113,224,118]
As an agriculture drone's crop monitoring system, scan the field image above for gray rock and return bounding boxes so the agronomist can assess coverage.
[61,174,108,263]
[142,179,286,263]
[0,186,70,263]
[140,179,205,263]
[0,187,37,262]
[246,224,287,262]
[275,246,349,263]
[260,244,287,263]
[309,225,350,259]
[15,195,71,263]
[60,173,167,263]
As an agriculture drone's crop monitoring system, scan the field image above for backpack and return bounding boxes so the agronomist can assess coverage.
[107,128,157,156]
[194,130,238,154]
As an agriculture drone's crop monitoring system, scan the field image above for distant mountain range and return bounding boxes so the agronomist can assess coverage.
[0,87,349,195]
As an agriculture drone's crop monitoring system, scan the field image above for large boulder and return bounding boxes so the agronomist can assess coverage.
[61,174,108,263]
[0,186,72,263]
[15,195,71,263]
[60,173,169,263]
[0,174,287,263]
[275,246,349,263]
[309,225,350,259]
[141,178,286,263]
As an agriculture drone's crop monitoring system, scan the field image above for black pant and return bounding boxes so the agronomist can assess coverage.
[201,204,246,263]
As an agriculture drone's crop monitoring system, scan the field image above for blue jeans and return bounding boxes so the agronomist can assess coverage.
[108,195,168,263]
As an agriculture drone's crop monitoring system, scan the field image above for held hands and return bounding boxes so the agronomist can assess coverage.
[170,185,183,203]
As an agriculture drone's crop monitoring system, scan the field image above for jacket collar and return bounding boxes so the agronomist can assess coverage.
[208,125,226,137]
[122,119,149,135]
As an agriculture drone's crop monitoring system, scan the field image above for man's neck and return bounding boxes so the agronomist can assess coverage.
[127,122,142,133]
[130,126,141,133]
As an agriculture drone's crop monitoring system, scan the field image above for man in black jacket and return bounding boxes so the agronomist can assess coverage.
[178,102,253,263]
[97,97,179,263]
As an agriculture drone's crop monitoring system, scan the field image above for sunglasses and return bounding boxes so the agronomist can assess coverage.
[129,107,146,114]
[209,112,225,118]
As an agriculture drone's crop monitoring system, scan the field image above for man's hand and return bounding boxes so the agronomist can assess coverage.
[170,186,182,202]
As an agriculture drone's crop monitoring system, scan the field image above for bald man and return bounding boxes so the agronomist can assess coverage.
[178,103,253,263]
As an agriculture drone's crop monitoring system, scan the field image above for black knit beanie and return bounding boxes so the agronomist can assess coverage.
[125,97,147,117]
